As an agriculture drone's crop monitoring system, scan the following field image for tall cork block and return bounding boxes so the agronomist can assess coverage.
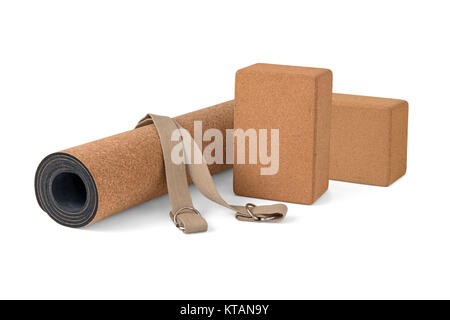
[234,63,333,204]
[330,93,408,186]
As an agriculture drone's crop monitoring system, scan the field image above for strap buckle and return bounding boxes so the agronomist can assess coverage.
[172,206,201,231]
[235,203,280,222]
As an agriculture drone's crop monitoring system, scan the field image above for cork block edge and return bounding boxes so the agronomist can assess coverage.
[387,100,409,186]
[311,69,333,203]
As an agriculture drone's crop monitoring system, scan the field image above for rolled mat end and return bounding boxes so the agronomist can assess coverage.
[35,152,98,228]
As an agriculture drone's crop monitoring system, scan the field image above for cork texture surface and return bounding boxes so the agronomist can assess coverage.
[330,93,408,186]
[234,63,332,204]
[62,101,234,224]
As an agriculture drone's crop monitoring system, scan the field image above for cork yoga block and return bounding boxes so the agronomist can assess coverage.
[35,101,234,227]
[234,63,333,205]
[330,93,408,186]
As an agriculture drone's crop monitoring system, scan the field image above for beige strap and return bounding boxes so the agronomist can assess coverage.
[136,114,287,233]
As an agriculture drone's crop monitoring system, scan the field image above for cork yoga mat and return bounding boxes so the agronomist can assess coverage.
[35,101,233,228]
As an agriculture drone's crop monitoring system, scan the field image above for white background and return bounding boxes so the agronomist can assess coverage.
[0,0,449,299]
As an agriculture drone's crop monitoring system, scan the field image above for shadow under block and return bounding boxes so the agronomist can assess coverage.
[234,63,333,204]
[330,93,408,186]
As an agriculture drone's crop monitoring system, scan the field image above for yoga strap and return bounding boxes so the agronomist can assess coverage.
[136,114,287,233]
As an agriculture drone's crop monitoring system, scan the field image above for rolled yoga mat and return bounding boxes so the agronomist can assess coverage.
[35,101,234,227]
